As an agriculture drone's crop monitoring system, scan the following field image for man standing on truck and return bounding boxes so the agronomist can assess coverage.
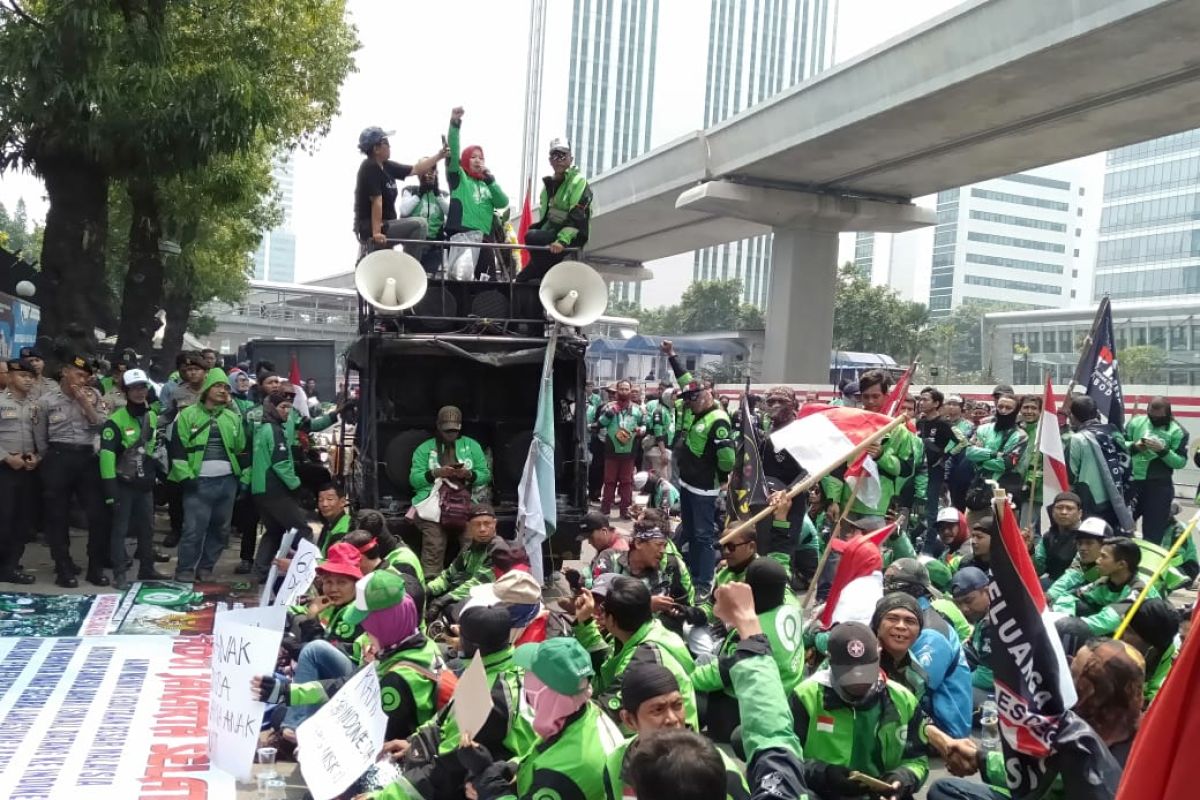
[519,138,592,284]
[659,340,735,597]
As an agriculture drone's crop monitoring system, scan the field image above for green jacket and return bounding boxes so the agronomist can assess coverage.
[604,735,748,800]
[1046,560,1100,604]
[966,422,1027,482]
[850,427,915,517]
[502,703,623,800]
[967,617,994,691]
[791,673,929,790]
[534,166,591,246]
[595,400,645,455]
[408,435,490,505]
[427,539,494,601]
[649,397,675,445]
[250,418,298,495]
[1052,576,1159,636]
[384,545,426,586]
[99,405,158,495]
[167,370,246,483]
[666,356,735,491]
[446,119,509,234]
[1125,415,1188,481]
[318,513,352,557]
[1145,638,1179,706]
[575,617,698,730]
[693,600,804,696]
[592,546,695,610]
[1065,428,1127,508]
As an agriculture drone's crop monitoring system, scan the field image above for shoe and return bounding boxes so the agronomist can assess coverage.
[56,571,79,589]
[137,566,171,581]
[235,560,253,574]
[0,570,35,585]
[162,532,181,548]
[114,572,131,591]
[71,563,83,576]
[86,567,111,587]
[196,568,212,582]
[154,549,171,563]
[174,570,196,583]
[619,511,633,521]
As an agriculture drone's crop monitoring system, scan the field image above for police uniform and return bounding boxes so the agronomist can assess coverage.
[35,355,111,587]
[0,359,40,583]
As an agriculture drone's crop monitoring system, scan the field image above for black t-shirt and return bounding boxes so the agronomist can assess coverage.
[353,158,412,236]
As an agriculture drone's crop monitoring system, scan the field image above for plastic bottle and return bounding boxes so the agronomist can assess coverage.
[980,696,1001,752]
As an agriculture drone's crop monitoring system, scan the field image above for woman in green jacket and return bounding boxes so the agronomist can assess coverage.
[1126,397,1188,545]
[445,106,509,279]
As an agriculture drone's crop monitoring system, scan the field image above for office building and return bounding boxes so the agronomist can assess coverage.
[1094,129,1200,302]
[924,160,1098,319]
[252,158,297,283]
[692,0,838,309]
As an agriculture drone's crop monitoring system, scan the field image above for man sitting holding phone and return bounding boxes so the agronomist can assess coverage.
[593,518,704,634]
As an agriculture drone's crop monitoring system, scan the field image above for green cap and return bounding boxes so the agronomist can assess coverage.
[342,569,407,626]
[513,638,593,695]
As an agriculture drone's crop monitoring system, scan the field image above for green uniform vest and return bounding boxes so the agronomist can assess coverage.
[99,406,158,486]
[512,703,623,800]
[604,735,749,799]
[385,545,426,586]
[537,166,589,245]
[377,637,441,732]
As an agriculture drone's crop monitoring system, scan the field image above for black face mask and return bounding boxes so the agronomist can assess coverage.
[994,409,1018,430]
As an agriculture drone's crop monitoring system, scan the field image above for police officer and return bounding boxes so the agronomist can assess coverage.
[0,358,40,584]
[35,354,111,588]
[18,346,59,398]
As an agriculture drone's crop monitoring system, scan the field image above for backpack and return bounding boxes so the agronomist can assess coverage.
[398,660,459,710]
[439,480,472,530]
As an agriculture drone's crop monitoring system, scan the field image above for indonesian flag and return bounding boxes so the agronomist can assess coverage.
[288,352,302,386]
[816,715,836,733]
[884,361,915,417]
[771,405,895,511]
[988,497,1121,797]
[1117,598,1200,800]
[517,178,534,268]
[1038,374,1069,533]
[819,523,896,629]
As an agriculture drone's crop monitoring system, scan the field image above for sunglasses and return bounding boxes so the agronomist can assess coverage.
[549,151,570,160]
[720,539,751,553]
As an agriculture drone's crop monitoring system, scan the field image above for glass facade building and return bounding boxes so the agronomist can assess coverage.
[1095,130,1200,302]
[252,158,296,283]
[692,0,836,309]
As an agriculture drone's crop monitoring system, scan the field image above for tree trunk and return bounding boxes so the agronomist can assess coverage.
[159,282,193,375]
[115,177,164,355]
[37,157,110,356]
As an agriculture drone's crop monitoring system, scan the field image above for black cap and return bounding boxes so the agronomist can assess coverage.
[467,503,496,520]
[459,605,512,652]
[17,346,41,359]
[949,567,990,599]
[577,511,611,539]
[5,357,35,373]
[621,663,679,712]
[993,384,1014,396]
[745,557,788,613]
[64,354,94,375]
[828,622,880,690]
[1052,491,1082,508]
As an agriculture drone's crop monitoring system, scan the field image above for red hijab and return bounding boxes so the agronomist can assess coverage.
[460,145,486,180]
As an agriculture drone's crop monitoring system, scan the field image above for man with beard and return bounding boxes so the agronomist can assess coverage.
[1066,395,1133,533]
[758,386,819,586]
[965,393,1027,504]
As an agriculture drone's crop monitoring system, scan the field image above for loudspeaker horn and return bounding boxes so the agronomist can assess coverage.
[355,249,428,313]
[538,260,608,326]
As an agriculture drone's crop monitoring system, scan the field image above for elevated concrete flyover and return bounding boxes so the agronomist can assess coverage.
[587,0,1200,381]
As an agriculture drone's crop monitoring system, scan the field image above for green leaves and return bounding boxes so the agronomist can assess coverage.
[616,278,764,336]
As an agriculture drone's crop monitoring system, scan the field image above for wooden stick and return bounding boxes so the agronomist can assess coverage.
[1114,509,1200,640]
[718,414,910,545]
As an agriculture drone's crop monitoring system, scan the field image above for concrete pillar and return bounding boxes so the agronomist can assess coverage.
[762,228,839,384]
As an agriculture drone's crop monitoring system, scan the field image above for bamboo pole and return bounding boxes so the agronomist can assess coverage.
[718,413,910,545]
[799,479,863,616]
[1114,509,1200,640]
[1024,372,1046,528]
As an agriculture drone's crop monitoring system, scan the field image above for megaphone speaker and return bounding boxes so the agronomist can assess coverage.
[539,260,608,326]
[355,250,429,313]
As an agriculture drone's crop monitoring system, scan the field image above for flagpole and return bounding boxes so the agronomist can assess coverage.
[1024,370,1046,528]
[1114,510,1200,640]
[1066,296,1108,400]
[719,414,909,544]
[798,480,862,616]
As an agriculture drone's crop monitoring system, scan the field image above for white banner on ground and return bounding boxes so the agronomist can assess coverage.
[296,665,387,800]
[207,606,285,781]
[0,635,234,799]
[273,537,321,607]
[259,528,299,606]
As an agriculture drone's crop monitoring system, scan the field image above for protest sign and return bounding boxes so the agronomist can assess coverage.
[0,635,234,799]
[207,606,285,781]
[296,666,388,800]
[273,537,321,607]
[259,529,300,606]
[452,652,494,743]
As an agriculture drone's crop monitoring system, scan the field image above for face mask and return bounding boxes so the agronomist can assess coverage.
[524,673,590,739]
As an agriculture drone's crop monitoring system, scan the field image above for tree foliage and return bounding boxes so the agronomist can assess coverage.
[0,199,43,264]
[0,0,357,353]
[1120,345,1166,384]
[832,263,929,362]
[613,279,764,335]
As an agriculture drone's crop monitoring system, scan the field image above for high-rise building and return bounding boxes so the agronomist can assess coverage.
[252,158,296,283]
[562,0,661,306]
[924,162,1097,319]
[692,0,837,309]
[1093,129,1200,302]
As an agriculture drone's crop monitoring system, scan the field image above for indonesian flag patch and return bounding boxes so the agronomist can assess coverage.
[817,715,836,733]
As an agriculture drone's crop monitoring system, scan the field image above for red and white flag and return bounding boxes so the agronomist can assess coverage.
[884,361,915,417]
[1038,373,1069,532]
[819,522,896,629]
[771,405,895,510]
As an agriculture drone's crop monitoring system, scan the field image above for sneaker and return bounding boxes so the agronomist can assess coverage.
[137,566,171,581]
[174,570,196,583]
[85,566,111,587]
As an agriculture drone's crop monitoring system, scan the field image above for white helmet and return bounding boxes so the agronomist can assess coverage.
[633,471,650,492]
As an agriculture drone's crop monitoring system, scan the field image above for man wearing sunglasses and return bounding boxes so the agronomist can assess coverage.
[519,138,592,283]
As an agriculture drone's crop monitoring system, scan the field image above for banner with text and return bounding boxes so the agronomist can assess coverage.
[0,635,233,799]
[273,538,321,607]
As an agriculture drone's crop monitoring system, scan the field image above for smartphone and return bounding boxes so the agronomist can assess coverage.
[850,772,896,793]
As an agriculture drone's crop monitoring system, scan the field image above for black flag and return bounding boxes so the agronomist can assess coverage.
[727,387,768,520]
[1072,296,1124,430]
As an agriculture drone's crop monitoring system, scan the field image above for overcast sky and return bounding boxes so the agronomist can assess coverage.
[1,0,972,280]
